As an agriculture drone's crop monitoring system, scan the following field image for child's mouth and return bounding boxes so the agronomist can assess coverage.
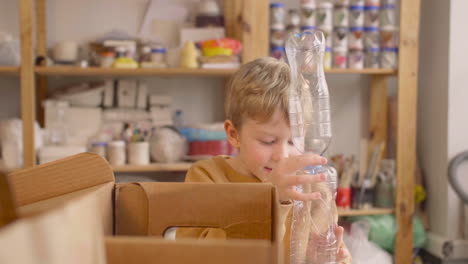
[264,167,272,172]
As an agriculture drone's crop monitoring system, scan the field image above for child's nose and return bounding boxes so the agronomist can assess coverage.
[272,143,289,161]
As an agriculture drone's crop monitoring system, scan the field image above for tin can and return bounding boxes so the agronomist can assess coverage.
[349,5,365,27]
[317,2,333,28]
[364,5,380,27]
[365,47,380,68]
[348,27,364,50]
[333,5,349,27]
[364,26,380,49]
[333,27,348,50]
[349,49,364,69]
[381,47,398,68]
[333,47,348,69]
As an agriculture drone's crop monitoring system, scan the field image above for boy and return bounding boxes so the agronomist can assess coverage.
[178,57,351,263]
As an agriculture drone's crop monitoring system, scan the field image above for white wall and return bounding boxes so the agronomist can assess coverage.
[0,0,377,158]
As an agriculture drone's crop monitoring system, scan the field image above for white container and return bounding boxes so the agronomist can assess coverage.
[349,5,365,27]
[270,3,286,27]
[380,25,398,48]
[317,2,333,28]
[53,41,79,63]
[381,47,398,69]
[333,5,349,27]
[349,49,364,69]
[364,27,380,49]
[365,47,380,68]
[90,142,107,158]
[333,47,348,69]
[364,6,380,27]
[349,27,364,50]
[300,3,316,27]
[318,25,333,47]
[332,27,348,50]
[380,4,397,27]
[128,141,150,165]
[107,140,126,166]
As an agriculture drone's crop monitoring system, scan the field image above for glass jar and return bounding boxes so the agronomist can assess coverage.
[270,24,286,47]
[349,5,365,27]
[317,2,333,28]
[332,27,348,50]
[270,46,286,61]
[364,5,380,28]
[348,27,364,50]
[364,26,380,49]
[333,47,348,69]
[300,3,316,27]
[90,142,107,158]
[333,4,349,27]
[107,140,126,166]
[99,51,115,68]
[380,25,398,48]
[380,4,397,27]
[151,47,168,68]
[381,47,398,69]
[348,49,364,69]
[270,3,286,27]
[287,9,301,34]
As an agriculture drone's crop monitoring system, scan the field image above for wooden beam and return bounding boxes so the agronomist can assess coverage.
[395,0,420,263]
[224,0,243,41]
[19,0,36,167]
[36,0,48,127]
[240,0,269,63]
[368,75,388,159]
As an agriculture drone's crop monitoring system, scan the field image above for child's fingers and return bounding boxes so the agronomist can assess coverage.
[337,247,350,261]
[284,188,322,201]
[283,154,327,173]
[285,173,326,186]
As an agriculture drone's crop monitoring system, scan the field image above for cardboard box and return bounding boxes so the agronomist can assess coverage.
[1,153,283,264]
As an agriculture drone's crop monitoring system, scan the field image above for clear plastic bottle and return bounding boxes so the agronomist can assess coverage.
[286,30,337,264]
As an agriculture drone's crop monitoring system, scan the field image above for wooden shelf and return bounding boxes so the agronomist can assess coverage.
[0,66,20,75]
[113,162,193,172]
[338,208,394,216]
[325,68,397,75]
[35,66,237,77]
[34,66,397,77]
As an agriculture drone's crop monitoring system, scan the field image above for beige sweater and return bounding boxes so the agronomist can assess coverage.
[177,155,351,264]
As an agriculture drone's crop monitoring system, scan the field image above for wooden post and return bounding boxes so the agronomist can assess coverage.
[36,0,48,128]
[19,0,36,167]
[224,0,268,63]
[395,0,420,263]
[368,75,388,159]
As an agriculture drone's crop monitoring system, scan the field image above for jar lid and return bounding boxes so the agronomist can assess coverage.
[349,5,365,10]
[301,25,317,31]
[364,27,379,32]
[270,3,284,8]
[92,142,108,147]
[151,48,166,53]
[108,140,125,147]
[383,47,398,52]
[350,27,364,32]
[364,5,379,10]
[382,4,396,9]
[101,51,115,57]
[325,47,332,52]
[367,47,381,52]
[271,46,286,52]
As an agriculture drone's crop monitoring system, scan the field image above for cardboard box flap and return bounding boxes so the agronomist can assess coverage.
[106,236,273,264]
[115,182,273,240]
[8,153,115,206]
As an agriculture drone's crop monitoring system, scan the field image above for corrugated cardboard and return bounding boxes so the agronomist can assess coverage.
[0,153,115,264]
[1,153,283,264]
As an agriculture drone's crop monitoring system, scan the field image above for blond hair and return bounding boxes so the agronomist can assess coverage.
[225,57,291,129]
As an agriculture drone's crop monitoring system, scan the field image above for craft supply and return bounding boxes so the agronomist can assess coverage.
[380,3,396,27]
[381,47,398,68]
[380,25,398,48]
[90,142,107,158]
[333,47,347,69]
[300,2,316,27]
[317,2,333,28]
[364,26,380,49]
[270,3,286,27]
[364,5,380,27]
[324,47,332,70]
[332,27,348,50]
[348,49,364,69]
[348,27,364,50]
[365,47,380,68]
[128,141,150,165]
[349,5,365,27]
[333,5,349,27]
[107,140,126,166]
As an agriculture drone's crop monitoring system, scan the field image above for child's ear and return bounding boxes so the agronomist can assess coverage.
[224,120,240,148]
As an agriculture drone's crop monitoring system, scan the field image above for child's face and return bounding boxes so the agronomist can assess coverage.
[229,108,301,180]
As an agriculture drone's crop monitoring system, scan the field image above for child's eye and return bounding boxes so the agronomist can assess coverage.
[288,140,294,146]
[260,140,275,145]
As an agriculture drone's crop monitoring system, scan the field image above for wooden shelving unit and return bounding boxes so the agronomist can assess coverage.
[338,208,394,217]
[12,0,419,262]
[0,66,20,75]
[113,162,193,173]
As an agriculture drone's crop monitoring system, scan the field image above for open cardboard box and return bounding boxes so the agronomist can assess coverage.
[0,153,283,264]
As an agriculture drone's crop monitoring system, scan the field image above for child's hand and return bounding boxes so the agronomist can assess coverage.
[306,224,351,263]
[334,225,351,262]
[264,154,327,202]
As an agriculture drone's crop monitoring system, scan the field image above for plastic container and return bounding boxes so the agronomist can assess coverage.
[380,25,398,48]
[128,141,150,165]
[270,46,286,61]
[270,25,286,47]
[333,47,348,69]
[380,4,397,27]
[151,47,168,68]
[381,47,398,69]
[349,5,365,27]
[287,9,301,34]
[90,142,107,158]
[107,140,126,166]
[364,26,380,49]
[300,3,316,27]
[333,5,349,27]
[99,51,115,68]
[348,27,364,50]
[270,3,286,27]
[349,49,364,69]
[317,2,333,28]
[364,5,380,27]
[351,0,365,5]
[332,27,348,50]
[365,47,380,68]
